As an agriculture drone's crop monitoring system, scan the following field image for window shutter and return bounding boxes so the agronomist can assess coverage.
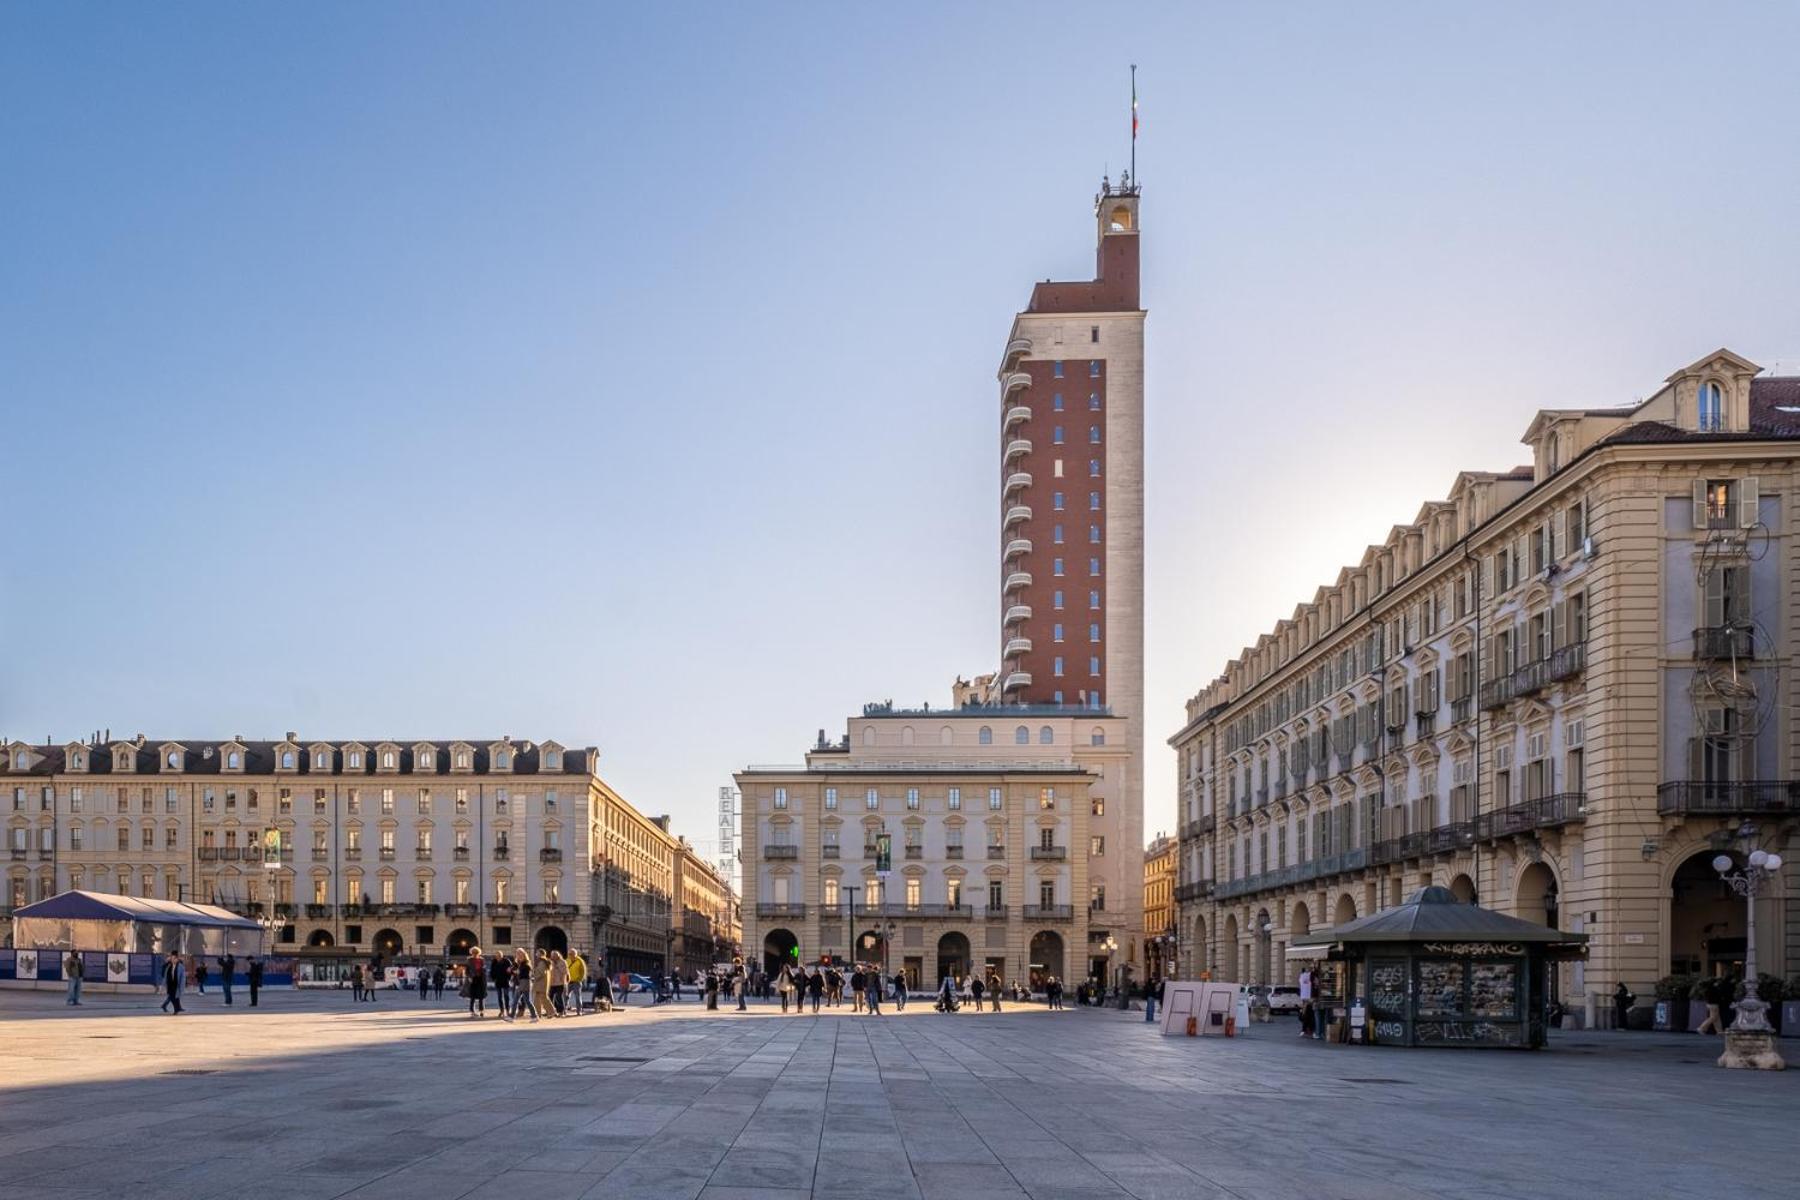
[1691,480,1709,530]
[1704,569,1724,628]
[1687,736,1701,783]
[1554,509,1567,560]
[1740,734,1756,783]
[1740,476,1760,528]
[1551,601,1565,650]
[1483,555,1494,599]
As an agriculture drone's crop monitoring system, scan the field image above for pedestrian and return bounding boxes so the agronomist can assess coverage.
[1144,977,1160,1023]
[532,950,554,1018]
[774,965,790,1013]
[807,967,824,1013]
[735,965,748,1012]
[195,959,208,994]
[248,957,264,1007]
[892,970,907,1011]
[433,965,446,1000]
[1696,978,1725,1036]
[594,968,615,1013]
[936,973,956,1013]
[987,970,1003,1013]
[419,968,431,1001]
[161,953,185,1015]
[1614,981,1635,1030]
[706,971,721,1011]
[970,973,985,1012]
[567,953,587,1015]
[219,952,236,1005]
[350,963,365,1002]
[672,974,682,1003]
[865,970,883,1016]
[850,968,866,1013]
[549,950,570,1016]
[1299,999,1315,1039]
[64,949,83,1006]
[1048,976,1063,1011]
[490,952,510,1019]
[465,947,487,1018]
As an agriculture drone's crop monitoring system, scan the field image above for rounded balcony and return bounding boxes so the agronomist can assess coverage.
[1003,471,1032,497]
[1001,371,1031,399]
[1003,636,1033,659]
[1003,504,1031,530]
[1003,537,1032,561]
[1004,405,1031,432]
[1003,604,1032,625]
[1002,337,1032,370]
[1001,670,1033,693]
[1003,571,1032,594]
[1005,438,1032,464]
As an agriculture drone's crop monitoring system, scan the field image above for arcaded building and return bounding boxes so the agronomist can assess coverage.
[1172,350,1799,1023]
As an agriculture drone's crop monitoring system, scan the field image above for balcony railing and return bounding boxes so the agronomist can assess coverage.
[1173,882,1207,903]
[198,847,219,861]
[444,903,480,918]
[899,903,972,918]
[1657,780,1796,817]
[987,845,1006,859]
[1029,846,1066,861]
[1004,472,1032,498]
[903,845,922,859]
[984,905,1009,919]
[304,903,333,919]
[1001,370,1031,398]
[1693,626,1755,661]
[756,902,806,919]
[378,847,395,860]
[493,847,510,860]
[344,847,361,860]
[1023,904,1073,921]
[1548,641,1586,681]
[822,843,840,858]
[1003,506,1032,532]
[485,903,518,917]
[945,844,963,859]
[415,847,432,860]
[1004,405,1031,432]
[1479,675,1515,711]
[453,846,470,860]
[862,844,879,858]
[524,903,579,919]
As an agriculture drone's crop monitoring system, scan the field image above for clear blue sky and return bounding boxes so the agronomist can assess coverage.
[5,4,1798,860]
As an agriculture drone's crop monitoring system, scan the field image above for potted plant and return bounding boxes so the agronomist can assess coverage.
[1652,974,1692,1031]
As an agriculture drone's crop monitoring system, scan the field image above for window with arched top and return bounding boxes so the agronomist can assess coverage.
[281,752,294,769]
[227,752,241,769]
[1091,727,1106,746]
[1014,726,1029,745]
[1039,726,1054,745]
[1108,205,1131,232]
[901,726,915,747]
[1699,380,1724,431]
[862,727,876,747]
[382,751,395,768]
[939,726,953,746]
[978,727,992,745]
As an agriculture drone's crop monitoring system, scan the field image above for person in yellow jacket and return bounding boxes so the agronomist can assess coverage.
[566,952,587,1015]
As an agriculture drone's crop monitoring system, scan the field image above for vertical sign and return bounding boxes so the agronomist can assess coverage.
[717,787,737,877]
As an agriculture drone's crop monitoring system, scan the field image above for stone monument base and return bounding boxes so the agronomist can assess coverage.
[1719,1029,1787,1070]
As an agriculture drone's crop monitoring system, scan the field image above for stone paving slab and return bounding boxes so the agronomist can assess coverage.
[1,987,1796,1199]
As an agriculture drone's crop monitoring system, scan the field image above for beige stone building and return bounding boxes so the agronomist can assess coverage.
[1142,832,1176,981]
[3,733,678,976]
[738,703,1132,988]
[671,836,740,978]
[1173,350,1799,1024]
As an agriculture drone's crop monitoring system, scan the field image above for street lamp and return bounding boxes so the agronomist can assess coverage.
[1102,934,1118,1005]
[1711,836,1786,1070]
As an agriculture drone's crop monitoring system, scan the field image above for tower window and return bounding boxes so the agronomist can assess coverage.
[1089,393,1101,411]
[1054,656,1065,677]
[1089,460,1101,477]
[1089,525,1101,544]
[1053,524,1064,544]
[1699,380,1724,431]
[1052,491,1065,511]
[1089,361,1100,378]
[1053,393,1064,411]
[1089,426,1101,444]
[1091,326,1099,343]
[1053,361,1065,379]
[1053,558,1065,577]
[1089,492,1100,510]
[1053,425,1065,444]
[1089,557,1100,576]
[1053,589,1064,609]
[1089,656,1101,675]
[1053,623,1064,642]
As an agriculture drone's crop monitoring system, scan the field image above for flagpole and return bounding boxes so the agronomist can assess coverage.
[1130,64,1137,185]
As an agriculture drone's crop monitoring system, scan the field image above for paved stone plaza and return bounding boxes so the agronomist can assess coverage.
[0,989,1794,1200]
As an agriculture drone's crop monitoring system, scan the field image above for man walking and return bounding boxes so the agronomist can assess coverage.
[865,970,883,1016]
[988,970,1003,1013]
[850,968,865,1013]
[248,957,264,1007]
[161,953,185,1015]
[218,952,236,1005]
[567,954,586,1015]
[1614,981,1635,1030]
[892,969,907,1011]
[64,950,83,1006]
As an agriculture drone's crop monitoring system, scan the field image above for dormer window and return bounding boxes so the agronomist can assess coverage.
[1699,380,1724,432]
[348,751,362,769]
[1545,435,1559,474]
[457,752,469,768]
[545,750,561,770]
[313,751,328,769]
[227,751,241,769]
[281,751,295,770]
[381,751,395,769]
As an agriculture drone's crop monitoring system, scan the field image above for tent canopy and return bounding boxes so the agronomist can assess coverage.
[1294,886,1588,951]
[13,890,261,931]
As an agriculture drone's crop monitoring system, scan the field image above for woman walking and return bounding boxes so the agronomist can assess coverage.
[512,950,539,1021]
[465,948,487,1018]
[532,950,554,1019]
[807,967,824,1013]
[549,950,570,1016]
[492,953,512,1020]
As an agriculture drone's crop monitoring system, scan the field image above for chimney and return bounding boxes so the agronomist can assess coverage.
[286,731,297,742]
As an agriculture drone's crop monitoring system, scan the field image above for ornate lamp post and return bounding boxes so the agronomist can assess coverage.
[1711,836,1786,1071]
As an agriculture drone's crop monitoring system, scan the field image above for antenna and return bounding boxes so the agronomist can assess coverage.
[1129,64,1138,185]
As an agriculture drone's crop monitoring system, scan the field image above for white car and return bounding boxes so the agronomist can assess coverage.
[1242,984,1304,1014]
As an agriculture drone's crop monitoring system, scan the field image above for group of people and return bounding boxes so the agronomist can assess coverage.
[457,947,609,1020]
[157,951,265,1014]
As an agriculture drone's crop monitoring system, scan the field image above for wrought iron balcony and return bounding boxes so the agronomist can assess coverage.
[903,845,922,859]
[524,903,579,919]
[987,845,1006,859]
[1693,626,1755,661]
[1656,780,1796,817]
[1548,641,1586,681]
[493,847,510,860]
[1022,904,1073,921]
[1029,846,1067,861]
[378,847,395,860]
[453,846,469,860]
[984,905,1009,920]
[1173,882,1207,903]
[304,903,333,919]
[344,847,361,860]
[756,902,806,919]
[821,843,839,858]
[1479,675,1515,710]
[485,903,517,917]
[863,844,879,858]
[945,844,963,859]
[900,903,972,917]
[199,847,220,861]
[763,844,797,860]
[415,847,432,860]
[538,847,563,863]
[444,903,480,919]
